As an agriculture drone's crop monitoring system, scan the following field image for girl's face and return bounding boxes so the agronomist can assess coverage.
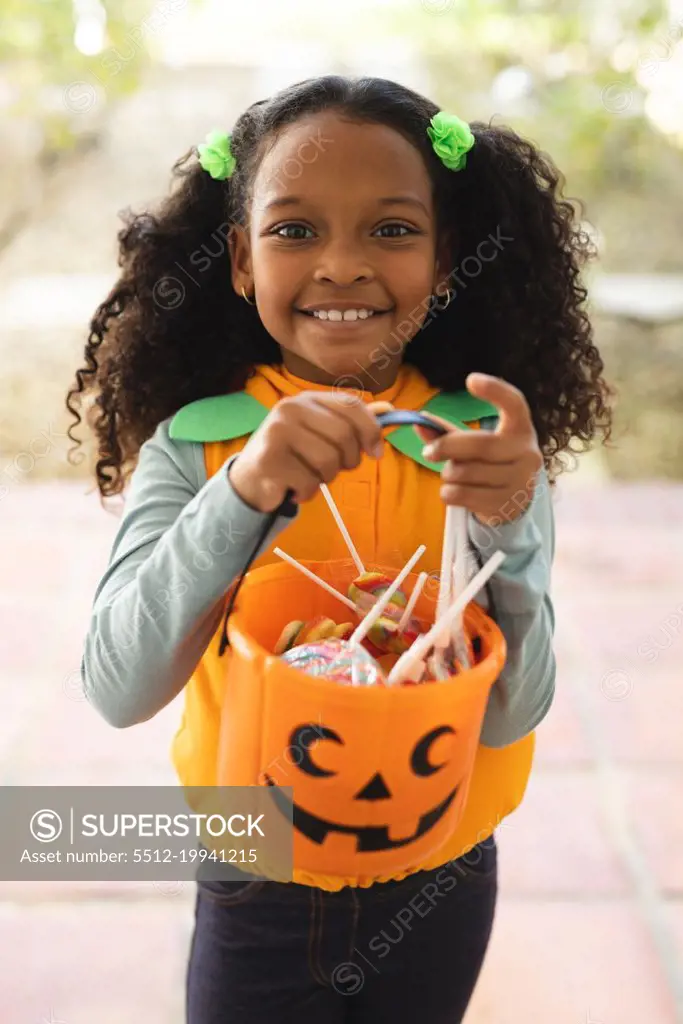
[229,111,446,392]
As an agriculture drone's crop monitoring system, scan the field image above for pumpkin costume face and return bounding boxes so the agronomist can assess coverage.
[216,559,505,879]
[263,721,459,853]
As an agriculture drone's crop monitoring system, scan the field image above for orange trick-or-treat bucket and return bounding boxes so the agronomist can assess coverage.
[215,558,507,882]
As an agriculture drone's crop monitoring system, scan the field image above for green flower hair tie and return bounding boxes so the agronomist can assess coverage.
[197,129,236,181]
[427,111,475,171]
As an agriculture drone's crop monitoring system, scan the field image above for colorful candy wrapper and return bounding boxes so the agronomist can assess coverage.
[281,637,386,687]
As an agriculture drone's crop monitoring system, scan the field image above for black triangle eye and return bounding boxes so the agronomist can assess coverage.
[411,726,455,777]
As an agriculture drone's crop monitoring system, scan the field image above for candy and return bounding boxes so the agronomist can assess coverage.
[348,572,408,613]
[274,616,354,656]
[274,620,305,655]
[297,616,341,645]
[348,571,421,656]
[364,613,422,657]
[281,638,386,687]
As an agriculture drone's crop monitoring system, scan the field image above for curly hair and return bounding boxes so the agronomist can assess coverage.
[66,74,612,500]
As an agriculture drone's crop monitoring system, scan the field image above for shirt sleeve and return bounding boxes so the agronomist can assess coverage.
[466,465,556,748]
[80,418,297,729]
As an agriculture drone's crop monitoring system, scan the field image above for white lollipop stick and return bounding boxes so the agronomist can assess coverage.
[320,483,365,576]
[436,507,456,619]
[273,547,357,611]
[434,508,470,654]
[348,545,426,647]
[387,549,506,686]
[450,506,471,669]
[397,571,428,633]
[431,505,459,678]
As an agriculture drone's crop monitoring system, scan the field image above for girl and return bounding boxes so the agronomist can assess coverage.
[69,75,612,1023]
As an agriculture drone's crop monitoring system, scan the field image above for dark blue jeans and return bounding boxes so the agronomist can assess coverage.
[186,836,497,1023]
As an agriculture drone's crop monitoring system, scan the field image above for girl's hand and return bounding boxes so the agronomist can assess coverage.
[228,392,386,513]
[415,373,543,525]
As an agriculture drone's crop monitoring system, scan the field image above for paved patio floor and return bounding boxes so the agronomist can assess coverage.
[1,475,683,1023]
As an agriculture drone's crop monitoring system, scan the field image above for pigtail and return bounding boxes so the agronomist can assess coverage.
[409,121,613,478]
[65,148,277,500]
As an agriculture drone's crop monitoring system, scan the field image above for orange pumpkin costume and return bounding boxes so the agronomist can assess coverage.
[169,362,535,891]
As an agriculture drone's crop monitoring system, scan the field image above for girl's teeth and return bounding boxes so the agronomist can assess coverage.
[312,309,376,320]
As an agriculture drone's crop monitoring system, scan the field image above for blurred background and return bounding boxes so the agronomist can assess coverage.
[1,0,682,1021]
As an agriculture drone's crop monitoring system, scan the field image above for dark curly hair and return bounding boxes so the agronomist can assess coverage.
[66,74,612,500]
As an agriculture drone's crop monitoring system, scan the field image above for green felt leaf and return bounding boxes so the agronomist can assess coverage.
[168,388,498,474]
[423,391,498,423]
[169,392,268,442]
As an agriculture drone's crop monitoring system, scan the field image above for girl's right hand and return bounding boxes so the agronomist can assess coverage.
[227,392,387,513]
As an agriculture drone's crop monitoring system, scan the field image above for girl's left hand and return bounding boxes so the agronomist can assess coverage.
[415,373,543,525]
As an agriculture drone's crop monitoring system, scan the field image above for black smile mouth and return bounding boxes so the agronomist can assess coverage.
[264,775,458,852]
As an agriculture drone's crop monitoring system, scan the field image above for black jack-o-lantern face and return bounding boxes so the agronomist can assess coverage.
[264,722,459,853]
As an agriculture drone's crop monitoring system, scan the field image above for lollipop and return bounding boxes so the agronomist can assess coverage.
[349,572,418,654]
[281,637,385,687]
[348,572,408,614]
[272,545,427,661]
[362,613,422,658]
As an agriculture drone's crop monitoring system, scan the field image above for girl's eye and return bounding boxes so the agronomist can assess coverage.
[375,223,417,238]
[272,224,315,240]
[269,222,419,241]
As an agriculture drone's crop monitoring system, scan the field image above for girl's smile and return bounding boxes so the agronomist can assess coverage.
[229,111,446,392]
[295,301,394,335]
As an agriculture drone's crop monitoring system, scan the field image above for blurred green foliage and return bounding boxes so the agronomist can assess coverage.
[0,0,155,156]
[385,0,682,206]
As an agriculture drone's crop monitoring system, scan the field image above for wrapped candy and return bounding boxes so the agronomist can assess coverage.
[281,637,386,687]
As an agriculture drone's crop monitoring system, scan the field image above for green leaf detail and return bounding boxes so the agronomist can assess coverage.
[168,388,498,474]
[169,392,269,442]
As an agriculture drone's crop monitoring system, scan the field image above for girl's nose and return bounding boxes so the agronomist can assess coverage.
[312,242,373,287]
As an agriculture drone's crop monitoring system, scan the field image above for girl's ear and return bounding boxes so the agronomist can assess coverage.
[228,223,253,297]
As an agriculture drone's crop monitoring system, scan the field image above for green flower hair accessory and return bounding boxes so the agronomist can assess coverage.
[197,129,236,181]
[427,111,475,171]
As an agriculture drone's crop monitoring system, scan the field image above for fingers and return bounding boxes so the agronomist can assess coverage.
[307,392,384,459]
[229,391,386,512]
[256,416,363,504]
[285,423,358,487]
[367,401,394,415]
[441,461,515,489]
[422,429,519,465]
[287,404,364,472]
[439,483,513,516]
[465,373,533,437]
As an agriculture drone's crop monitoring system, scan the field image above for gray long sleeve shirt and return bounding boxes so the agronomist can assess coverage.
[81,416,556,749]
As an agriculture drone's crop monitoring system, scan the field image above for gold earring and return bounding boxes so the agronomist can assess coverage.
[432,287,453,312]
[241,286,255,305]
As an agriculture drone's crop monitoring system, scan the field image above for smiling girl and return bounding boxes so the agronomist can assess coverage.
[69,76,612,1023]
